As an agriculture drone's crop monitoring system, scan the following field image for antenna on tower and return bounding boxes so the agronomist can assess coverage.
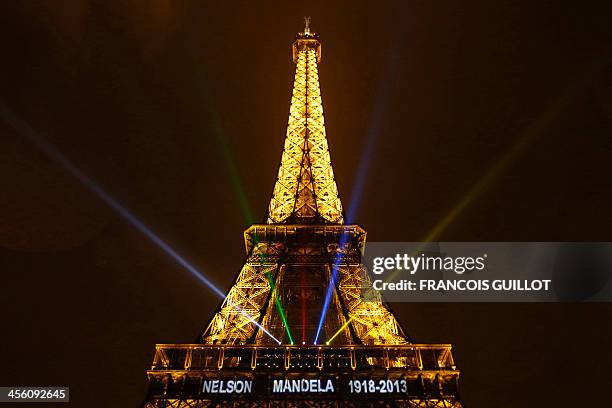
[304,16,311,35]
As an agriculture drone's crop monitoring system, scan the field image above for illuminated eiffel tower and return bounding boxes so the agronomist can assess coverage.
[142,19,462,408]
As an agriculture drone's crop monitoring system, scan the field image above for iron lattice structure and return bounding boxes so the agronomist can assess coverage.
[266,29,343,225]
[143,21,462,408]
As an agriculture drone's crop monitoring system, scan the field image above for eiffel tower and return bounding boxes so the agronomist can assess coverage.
[142,19,462,408]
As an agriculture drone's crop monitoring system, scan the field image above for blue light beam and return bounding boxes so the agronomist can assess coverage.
[0,102,281,345]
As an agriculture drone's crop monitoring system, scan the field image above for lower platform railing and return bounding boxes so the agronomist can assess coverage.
[149,344,456,372]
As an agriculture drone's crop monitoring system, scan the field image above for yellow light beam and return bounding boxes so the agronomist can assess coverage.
[422,61,603,244]
[383,61,604,285]
[325,316,354,345]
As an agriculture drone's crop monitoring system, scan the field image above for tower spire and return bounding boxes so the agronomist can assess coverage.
[304,16,311,35]
[266,23,344,224]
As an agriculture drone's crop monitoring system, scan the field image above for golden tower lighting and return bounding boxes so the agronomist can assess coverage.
[142,19,463,407]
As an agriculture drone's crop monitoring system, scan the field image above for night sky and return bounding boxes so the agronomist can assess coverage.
[1,1,611,406]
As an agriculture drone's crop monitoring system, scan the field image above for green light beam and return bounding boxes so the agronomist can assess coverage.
[266,271,295,345]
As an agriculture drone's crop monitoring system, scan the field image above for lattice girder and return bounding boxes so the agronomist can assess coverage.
[267,37,343,224]
[203,263,278,344]
[337,264,408,345]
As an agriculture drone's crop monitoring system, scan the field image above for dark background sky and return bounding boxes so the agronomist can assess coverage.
[1,1,611,406]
